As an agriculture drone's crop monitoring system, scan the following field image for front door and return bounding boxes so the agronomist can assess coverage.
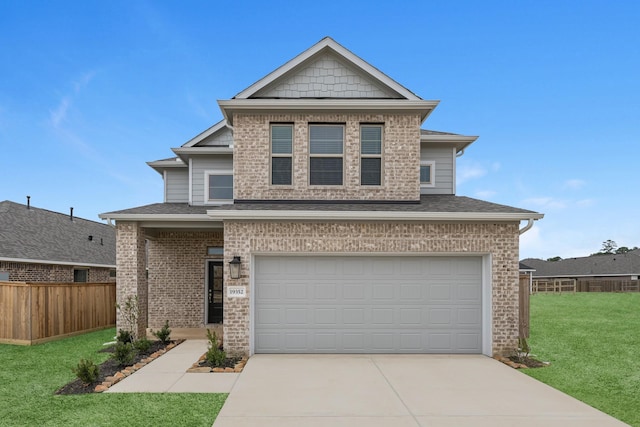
[207,261,223,324]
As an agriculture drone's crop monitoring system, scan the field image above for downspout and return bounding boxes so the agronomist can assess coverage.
[519,218,535,235]
[456,149,465,157]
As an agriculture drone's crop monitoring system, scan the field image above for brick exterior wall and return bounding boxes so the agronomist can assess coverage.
[0,261,114,282]
[232,113,421,201]
[223,220,520,356]
[147,230,223,329]
[115,222,148,338]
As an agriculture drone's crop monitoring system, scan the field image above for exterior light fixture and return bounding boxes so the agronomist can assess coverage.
[229,256,242,279]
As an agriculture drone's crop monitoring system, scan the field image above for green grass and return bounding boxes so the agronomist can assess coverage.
[524,293,640,426]
[0,328,226,427]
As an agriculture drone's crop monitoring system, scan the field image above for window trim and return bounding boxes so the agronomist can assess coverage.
[270,123,294,187]
[420,160,436,187]
[204,169,234,205]
[360,124,384,186]
[308,123,345,186]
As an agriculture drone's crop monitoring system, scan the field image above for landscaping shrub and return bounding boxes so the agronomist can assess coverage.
[152,320,172,344]
[133,337,152,353]
[72,358,99,384]
[111,342,137,367]
[116,329,132,344]
[206,329,226,367]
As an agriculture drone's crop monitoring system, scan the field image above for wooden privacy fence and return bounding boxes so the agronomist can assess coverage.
[0,281,116,345]
[532,279,639,293]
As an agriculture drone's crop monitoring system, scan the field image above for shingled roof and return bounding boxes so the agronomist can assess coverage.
[0,200,116,267]
[521,250,640,278]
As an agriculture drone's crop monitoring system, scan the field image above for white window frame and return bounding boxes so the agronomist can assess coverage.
[270,123,294,187]
[204,170,234,205]
[360,124,383,186]
[420,160,435,187]
[308,124,345,186]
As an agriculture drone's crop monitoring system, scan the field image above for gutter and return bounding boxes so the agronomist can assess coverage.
[519,218,537,235]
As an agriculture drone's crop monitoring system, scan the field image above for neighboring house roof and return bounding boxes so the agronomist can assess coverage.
[521,250,640,278]
[0,200,116,268]
[101,195,541,223]
[519,262,535,271]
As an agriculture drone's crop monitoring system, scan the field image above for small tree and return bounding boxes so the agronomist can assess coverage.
[600,240,618,255]
[115,295,139,341]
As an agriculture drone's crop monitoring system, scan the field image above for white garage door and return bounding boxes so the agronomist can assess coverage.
[254,256,482,353]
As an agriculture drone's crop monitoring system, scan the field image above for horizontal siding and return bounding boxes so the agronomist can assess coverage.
[165,169,189,203]
[420,144,454,195]
[191,155,233,205]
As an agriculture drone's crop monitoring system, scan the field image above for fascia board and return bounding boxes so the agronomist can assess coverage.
[146,159,187,175]
[218,99,439,125]
[98,213,213,222]
[234,37,421,101]
[0,257,115,269]
[421,134,479,151]
[171,146,233,162]
[206,210,544,222]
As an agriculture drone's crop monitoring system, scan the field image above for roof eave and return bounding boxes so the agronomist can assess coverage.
[206,210,544,222]
[218,99,439,126]
[421,134,479,152]
[0,256,115,269]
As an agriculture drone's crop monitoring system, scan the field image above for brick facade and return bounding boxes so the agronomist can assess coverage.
[233,113,421,201]
[147,230,223,329]
[0,261,114,283]
[223,220,521,356]
[115,222,148,338]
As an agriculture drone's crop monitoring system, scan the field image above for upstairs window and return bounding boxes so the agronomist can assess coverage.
[206,170,233,203]
[360,125,383,186]
[271,124,293,185]
[420,161,435,187]
[309,124,344,186]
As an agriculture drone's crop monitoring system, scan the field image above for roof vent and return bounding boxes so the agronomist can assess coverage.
[70,207,74,221]
[27,195,31,209]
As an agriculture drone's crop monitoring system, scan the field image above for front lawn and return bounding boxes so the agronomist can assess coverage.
[0,328,226,427]
[525,293,640,426]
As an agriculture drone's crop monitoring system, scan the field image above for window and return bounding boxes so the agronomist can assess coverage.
[360,125,383,185]
[207,246,224,256]
[309,124,344,185]
[73,268,88,283]
[205,171,233,203]
[420,161,435,187]
[271,124,293,185]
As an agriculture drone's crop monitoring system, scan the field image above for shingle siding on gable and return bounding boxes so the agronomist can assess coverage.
[233,113,421,201]
[165,169,189,203]
[190,155,233,205]
[420,144,455,195]
[252,53,401,99]
[199,127,233,146]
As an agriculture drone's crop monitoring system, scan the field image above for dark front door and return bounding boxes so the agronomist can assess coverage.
[207,261,223,324]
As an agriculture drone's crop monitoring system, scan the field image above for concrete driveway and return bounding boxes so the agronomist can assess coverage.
[213,354,627,427]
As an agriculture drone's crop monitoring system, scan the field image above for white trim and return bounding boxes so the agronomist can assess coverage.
[207,209,543,222]
[234,37,422,100]
[0,257,115,269]
[218,99,438,125]
[163,170,168,203]
[360,124,384,186]
[270,123,294,186]
[204,170,234,205]
[188,158,193,205]
[420,160,436,188]
[482,254,492,356]
[452,147,457,195]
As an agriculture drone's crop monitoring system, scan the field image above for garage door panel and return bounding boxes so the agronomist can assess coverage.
[255,256,482,353]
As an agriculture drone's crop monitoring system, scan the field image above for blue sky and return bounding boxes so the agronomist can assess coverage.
[1,1,638,260]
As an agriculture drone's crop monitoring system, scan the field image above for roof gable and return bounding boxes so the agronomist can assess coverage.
[234,37,421,100]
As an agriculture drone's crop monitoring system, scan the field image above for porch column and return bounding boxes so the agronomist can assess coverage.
[115,221,148,339]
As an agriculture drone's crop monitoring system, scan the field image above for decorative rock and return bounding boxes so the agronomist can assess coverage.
[212,367,225,373]
[94,384,108,393]
[105,376,116,383]
[188,367,212,373]
[224,367,234,373]
[114,372,125,380]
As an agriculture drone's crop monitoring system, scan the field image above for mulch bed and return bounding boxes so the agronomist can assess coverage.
[55,340,182,395]
[494,354,549,369]
[187,352,245,373]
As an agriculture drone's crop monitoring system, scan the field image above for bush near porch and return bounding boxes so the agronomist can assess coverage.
[524,293,640,426]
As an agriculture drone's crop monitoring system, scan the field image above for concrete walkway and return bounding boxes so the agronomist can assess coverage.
[213,354,628,427]
[106,340,239,393]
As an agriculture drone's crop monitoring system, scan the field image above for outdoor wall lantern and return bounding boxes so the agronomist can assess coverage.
[229,256,242,279]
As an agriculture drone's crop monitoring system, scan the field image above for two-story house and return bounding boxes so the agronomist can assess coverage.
[100,37,542,357]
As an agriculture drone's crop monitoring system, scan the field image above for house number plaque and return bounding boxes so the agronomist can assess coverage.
[227,286,247,298]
